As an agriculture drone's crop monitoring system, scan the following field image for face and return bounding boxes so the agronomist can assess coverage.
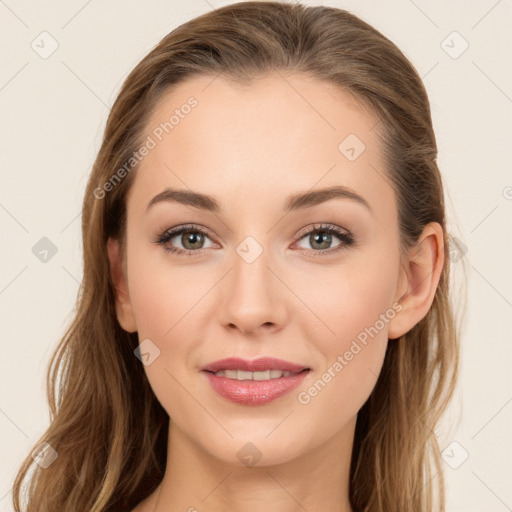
[109,72,413,467]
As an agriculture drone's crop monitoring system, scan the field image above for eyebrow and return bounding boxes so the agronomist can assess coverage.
[146,185,372,214]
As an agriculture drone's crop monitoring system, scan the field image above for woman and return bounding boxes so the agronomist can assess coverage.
[12,2,462,511]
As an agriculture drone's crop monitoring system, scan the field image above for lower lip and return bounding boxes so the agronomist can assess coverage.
[202,370,310,406]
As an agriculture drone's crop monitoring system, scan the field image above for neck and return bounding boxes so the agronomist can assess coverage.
[145,417,356,512]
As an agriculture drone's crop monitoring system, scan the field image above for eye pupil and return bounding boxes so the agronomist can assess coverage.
[311,231,332,250]
[183,231,204,249]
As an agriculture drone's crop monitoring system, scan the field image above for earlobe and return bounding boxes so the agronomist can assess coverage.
[107,237,137,333]
[388,222,445,340]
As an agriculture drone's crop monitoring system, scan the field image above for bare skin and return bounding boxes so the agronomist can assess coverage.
[107,72,444,512]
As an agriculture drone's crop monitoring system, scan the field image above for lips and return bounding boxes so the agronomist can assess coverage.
[201,356,310,373]
[202,368,310,405]
[201,357,311,405]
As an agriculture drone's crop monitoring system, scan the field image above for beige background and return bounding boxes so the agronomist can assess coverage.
[1,0,511,510]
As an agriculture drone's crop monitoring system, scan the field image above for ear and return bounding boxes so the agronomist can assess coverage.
[107,237,137,333]
[388,222,445,340]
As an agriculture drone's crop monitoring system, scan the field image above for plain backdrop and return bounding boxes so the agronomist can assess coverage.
[1,1,511,510]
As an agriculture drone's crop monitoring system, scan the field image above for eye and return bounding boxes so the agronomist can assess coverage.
[293,223,355,256]
[154,224,216,255]
[154,222,355,257]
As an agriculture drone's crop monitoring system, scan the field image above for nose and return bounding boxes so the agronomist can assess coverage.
[217,246,288,335]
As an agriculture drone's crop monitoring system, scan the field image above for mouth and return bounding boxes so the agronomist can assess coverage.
[201,356,310,374]
[203,368,310,380]
[200,357,311,405]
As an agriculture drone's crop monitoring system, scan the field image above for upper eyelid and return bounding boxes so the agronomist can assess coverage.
[294,223,350,238]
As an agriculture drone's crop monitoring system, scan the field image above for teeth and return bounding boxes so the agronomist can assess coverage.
[213,369,297,380]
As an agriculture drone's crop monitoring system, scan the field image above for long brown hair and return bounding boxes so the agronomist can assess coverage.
[12,2,463,510]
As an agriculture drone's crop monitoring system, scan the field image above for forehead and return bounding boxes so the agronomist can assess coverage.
[128,72,395,220]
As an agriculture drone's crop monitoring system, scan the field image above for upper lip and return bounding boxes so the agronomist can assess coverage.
[201,357,310,373]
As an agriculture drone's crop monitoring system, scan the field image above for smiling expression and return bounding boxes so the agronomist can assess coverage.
[110,71,409,466]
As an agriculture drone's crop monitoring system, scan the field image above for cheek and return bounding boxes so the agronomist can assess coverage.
[298,245,400,346]
[125,240,221,393]
[295,338,387,448]
[296,283,392,440]
[126,255,210,424]
[293,251,398,426]
[126,235,211,339]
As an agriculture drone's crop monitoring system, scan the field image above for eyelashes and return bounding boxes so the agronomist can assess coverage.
[154,222,355,257]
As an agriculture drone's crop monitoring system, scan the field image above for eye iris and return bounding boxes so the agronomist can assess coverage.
[310,231,332,250]
[182,231,204,250]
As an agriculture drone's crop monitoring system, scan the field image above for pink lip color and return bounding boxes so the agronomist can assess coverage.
[202,369,309,406]
[201,356,309,373]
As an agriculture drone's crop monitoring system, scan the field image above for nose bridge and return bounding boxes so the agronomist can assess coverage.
[218,234,287,333]
[232,236,276,306]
